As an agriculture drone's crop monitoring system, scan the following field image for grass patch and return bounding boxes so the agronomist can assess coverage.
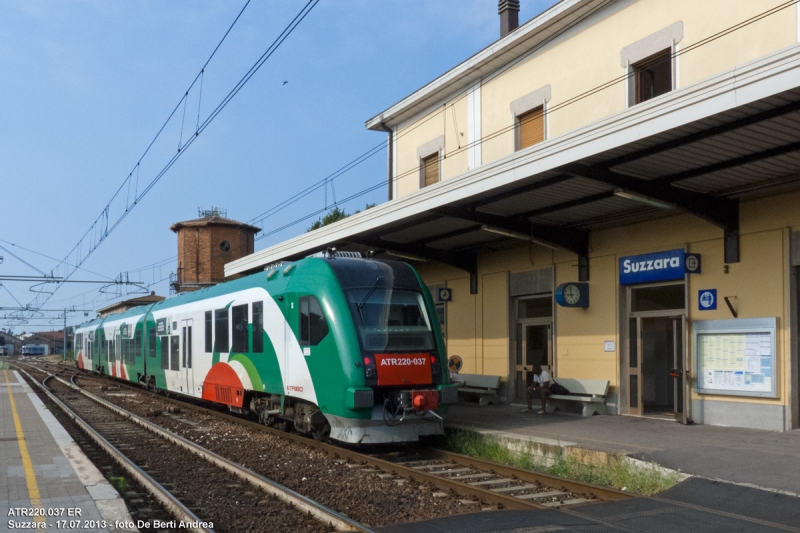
[439,429,682,496]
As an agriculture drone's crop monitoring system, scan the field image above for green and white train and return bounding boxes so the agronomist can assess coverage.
[74,255,458,443]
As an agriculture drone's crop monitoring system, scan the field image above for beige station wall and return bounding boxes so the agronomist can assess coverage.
[394,96,469,198]
[392,0,797,194]
[417,191,800,409]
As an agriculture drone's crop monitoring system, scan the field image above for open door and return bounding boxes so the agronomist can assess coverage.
[514,322,552,404]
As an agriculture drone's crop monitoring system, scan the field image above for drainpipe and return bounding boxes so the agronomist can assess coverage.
[377,122,394,201]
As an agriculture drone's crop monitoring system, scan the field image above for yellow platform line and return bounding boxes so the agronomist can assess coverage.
[4,370,46,523]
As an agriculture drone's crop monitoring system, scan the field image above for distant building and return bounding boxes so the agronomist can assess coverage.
[24,332,65,355]
[170,208,260,293]
[97,291,166,318]
[0,332,22,355]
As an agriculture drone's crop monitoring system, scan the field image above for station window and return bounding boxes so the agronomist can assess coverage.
[518,296,553,319]
[205,311,212,353]
[160,336,169,369]
[421,153,439,188]
[633,49,672,104]
[232,304,249,353]
[517,106,544,150]
[252,301,264,353]
[299,296,328,346]
[149,327,156,358]
[214,308,229,353]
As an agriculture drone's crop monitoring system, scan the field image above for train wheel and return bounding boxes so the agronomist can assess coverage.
[311,423,330,442]
[274,419,292,432]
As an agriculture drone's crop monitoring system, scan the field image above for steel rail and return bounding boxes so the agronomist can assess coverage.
[16,366,215,533]
[429,449,631,502]
[47,361,633,510]
[20,362,372,533]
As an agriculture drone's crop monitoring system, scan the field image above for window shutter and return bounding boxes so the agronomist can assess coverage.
[422,153,439,187]
[518,106,544,149]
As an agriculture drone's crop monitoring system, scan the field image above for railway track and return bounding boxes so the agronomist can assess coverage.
[26,360,631,513]
[16,362,371,533]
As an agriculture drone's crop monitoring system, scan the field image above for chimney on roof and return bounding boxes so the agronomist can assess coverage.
[499,0,520,38]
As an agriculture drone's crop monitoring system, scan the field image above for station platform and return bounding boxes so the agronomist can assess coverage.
[445,403,800,495]
[1,362,135,532]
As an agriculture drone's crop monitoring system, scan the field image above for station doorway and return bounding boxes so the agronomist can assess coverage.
[627,283,688,422]
[513,296,553,404]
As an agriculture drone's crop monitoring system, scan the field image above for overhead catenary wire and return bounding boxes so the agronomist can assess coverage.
[22,0,318,315]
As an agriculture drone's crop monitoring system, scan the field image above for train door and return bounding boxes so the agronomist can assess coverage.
[182,319,194,396]
[115,329,121,376]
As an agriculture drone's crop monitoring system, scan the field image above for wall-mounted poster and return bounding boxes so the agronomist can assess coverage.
[694,318,777,398]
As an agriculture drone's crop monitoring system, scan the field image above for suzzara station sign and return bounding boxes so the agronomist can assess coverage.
[619,249,697,285]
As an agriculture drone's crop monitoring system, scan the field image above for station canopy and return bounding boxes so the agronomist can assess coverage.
[226,45,800,290]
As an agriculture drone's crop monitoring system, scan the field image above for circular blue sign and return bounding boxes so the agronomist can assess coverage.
[699,289,717,310]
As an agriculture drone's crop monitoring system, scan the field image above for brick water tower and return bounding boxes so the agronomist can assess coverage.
[170,207,261,293]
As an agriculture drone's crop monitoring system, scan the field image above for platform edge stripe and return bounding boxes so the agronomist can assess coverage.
[16,367,215,533]
[3,369,45,524]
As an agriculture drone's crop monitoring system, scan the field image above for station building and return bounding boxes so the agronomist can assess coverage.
[227,0,800,431]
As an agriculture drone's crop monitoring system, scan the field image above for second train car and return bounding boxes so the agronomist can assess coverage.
[74,255,458,443]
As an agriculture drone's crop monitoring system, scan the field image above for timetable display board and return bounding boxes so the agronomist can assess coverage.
[694,318,777,398]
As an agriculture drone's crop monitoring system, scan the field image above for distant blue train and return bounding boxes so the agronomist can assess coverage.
[22,344,48,356]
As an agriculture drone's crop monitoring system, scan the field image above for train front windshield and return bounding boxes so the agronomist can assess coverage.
[326,258,437,353]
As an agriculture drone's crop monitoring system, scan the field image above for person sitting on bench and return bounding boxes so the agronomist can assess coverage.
[522,365,550,414]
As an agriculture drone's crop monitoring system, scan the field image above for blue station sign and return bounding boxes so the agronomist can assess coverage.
[619,249,685,285]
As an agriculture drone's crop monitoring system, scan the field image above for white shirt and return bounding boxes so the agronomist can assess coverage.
[533,370,551,386]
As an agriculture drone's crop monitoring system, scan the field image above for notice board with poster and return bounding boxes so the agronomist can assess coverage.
[693,318,777,398]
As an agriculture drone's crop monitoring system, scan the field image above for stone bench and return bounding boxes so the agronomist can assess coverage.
[546,378,609,417]
[458,373,501,406]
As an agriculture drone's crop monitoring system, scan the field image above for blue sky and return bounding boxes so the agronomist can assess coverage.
[0,0,559,331]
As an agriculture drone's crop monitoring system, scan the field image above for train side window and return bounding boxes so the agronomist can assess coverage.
[252,301,264,353]
[299,296,328,346]
[160,336,169,369]
[232,304,249,353]
[205,311,212,353]
[170,335,180,371]
[299,298,310,344]
[214,308,229,353]
[134,329,142,359]
[149,327,156,358]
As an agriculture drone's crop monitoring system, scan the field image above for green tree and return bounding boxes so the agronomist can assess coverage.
[307,204,376,232]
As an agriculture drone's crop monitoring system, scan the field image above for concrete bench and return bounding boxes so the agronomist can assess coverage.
[458,373,501,406]
[546,378,609,417]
